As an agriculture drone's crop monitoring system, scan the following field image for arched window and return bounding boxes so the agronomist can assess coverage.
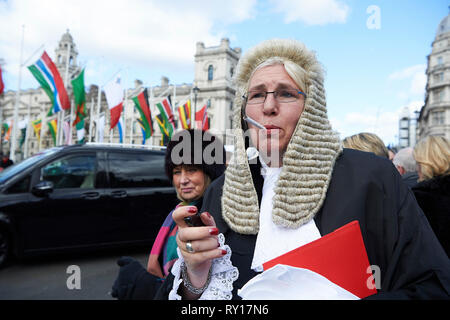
[208,65,213,81]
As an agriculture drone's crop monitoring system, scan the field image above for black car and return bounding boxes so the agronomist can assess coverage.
[0,144,179,267]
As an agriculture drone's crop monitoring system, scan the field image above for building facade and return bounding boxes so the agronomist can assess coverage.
[417,12,450,141]
[0,31,241,160]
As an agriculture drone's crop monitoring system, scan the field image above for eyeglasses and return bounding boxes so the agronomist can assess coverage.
[243,88,307,105]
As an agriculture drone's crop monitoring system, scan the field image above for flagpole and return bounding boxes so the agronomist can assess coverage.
[149,86,154,146]
[10,25,25,162]
[96,84,102,142]
[24,93,31,158]
[64,42,73,145]
[88,95,94,142]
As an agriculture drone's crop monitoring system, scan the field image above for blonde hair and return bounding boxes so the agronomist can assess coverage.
[414,136,450,181]
[342,132,389,158]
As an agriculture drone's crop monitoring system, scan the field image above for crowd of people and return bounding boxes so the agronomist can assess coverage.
[112,38,450,300]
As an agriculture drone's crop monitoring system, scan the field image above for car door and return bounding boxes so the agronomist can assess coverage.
[24,151,108,252]
[105,150,178,244]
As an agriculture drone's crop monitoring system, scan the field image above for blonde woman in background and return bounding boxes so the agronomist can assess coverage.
[342,132,390,159]
[412,136,450,257]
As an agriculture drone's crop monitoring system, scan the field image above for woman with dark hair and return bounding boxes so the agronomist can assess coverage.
[111,129,226,299]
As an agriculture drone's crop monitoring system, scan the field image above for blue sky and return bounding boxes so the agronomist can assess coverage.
[0,0,448,145]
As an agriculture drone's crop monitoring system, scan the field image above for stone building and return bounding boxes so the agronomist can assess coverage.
[417,11,450,140]
[0,31,241,160]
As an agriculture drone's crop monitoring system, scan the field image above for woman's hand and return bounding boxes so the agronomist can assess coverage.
[173,205,226,299]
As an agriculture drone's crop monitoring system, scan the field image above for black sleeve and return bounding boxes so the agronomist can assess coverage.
[111,256,163,300]
[366,185,450,299]
[154,273,176,300]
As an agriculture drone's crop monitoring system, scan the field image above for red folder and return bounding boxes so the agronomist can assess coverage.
[262,220,377,299]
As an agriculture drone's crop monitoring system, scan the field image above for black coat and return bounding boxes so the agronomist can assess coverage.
[412,175,450,257]
[155,149,450,299]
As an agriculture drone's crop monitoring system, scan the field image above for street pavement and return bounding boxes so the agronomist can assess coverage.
[0,247,149,300]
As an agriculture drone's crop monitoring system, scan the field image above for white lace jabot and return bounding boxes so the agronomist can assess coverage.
[251,158,322,272]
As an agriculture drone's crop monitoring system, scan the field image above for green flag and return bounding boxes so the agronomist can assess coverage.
[71,69,87,127]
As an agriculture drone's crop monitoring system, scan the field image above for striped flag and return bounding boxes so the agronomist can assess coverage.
[155,97,175,138]
[27,51,70,115]
[2,120,12,142]
[117,117,124,143]
[104,75,123,130]
[136,118,147,145]
[195,103,210,131]
[178,100,191,129]
[0,65,4,95]
[156,114,170,146]
[132,88,153,138]
[47,119,58,146]
[31,119,42,140]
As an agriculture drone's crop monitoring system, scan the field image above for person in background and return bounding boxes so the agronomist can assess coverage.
[412,136,450,257]
[0,152,14,171]
[387,146,397,161]
[111,129,226,299]
[342,132,389,159]
[393,147,419,188]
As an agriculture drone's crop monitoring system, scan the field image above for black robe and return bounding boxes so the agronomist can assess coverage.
[156,149,450,299]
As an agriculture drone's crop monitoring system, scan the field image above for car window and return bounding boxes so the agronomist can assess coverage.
[5,174,31,194]
[41,155,97,189]
[108,152,171,188]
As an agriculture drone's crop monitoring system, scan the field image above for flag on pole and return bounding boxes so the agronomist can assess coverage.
[63,121,70,145]
[95,115,105,143]
[0,65,5,95]
[76,119,85,144]
[47,119,58,146]
[178,100,191,129]
[136,118,147,145]
[132,88,153,138]
[155,97,175,138]
[104,75,124,130]
[2,120,12,142]
[18,119,28,148]
[117,117,124,143]
[195,103,209,131]
[27,51,70,115]
[156,114,170,146]
[31,119,42,140]
[71,69,87,127]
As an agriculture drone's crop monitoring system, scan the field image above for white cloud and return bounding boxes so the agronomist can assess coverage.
[269,0,350,25]
[388,64,426,81]
[330,102,423,146]
[0,0,257,87]
[387,64,426,102]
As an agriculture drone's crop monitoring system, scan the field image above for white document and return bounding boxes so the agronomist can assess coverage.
[238,264,359,300]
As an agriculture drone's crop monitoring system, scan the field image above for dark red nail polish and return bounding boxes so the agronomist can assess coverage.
[187,207,197,213]
[209,228,219,235]
[204,212,212,219]
[221,249,227,255]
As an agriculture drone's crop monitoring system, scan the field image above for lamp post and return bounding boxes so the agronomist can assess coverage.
[193,86,200,129]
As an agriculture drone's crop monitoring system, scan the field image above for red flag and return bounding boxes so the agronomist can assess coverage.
[195,104,209,131]
[0,66,5,95]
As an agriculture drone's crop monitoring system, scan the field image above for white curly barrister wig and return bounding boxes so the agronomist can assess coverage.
[221,39,343,235]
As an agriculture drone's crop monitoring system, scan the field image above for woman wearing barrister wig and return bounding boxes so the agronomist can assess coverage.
[111,129,225,300]
[155,39,450,300]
